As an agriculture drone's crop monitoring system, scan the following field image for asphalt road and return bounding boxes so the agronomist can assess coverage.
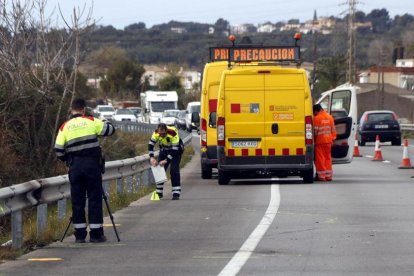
[1,135,414,275]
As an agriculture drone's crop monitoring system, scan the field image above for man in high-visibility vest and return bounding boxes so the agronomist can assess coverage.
[54,98,115,243]
[148,123,183,200]
[313,104,336,181]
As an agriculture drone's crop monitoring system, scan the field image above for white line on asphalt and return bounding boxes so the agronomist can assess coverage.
[217,184,280,276]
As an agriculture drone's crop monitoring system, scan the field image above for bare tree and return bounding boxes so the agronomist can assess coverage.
[0,0,94,182]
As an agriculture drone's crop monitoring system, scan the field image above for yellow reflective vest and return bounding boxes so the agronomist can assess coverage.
[148,126,181,160]
[54,115,115,161]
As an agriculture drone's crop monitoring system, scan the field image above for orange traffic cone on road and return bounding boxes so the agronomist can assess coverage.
[398,139,414,169]
[372,135,384,161]
[353,133,362,157]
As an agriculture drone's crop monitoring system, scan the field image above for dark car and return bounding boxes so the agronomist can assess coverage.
[175,110,187,130]
[358,110,401,146]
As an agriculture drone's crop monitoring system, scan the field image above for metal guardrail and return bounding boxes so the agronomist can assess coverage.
[0,123,192,249]
[401,124,414,131]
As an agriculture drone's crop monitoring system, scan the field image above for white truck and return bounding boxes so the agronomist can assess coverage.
[140,91,178,124]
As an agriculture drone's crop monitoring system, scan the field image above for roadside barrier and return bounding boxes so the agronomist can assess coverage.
[372,135,384,161]
[0,128,191,249]
[398,139,414,169]
[353,133,362,157]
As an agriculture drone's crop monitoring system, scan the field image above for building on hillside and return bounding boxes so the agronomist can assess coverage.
[171,27,186,34]
[142,65,200,93]
[230,24,249,34]
[257,23,276,33]
[359,65,414,91]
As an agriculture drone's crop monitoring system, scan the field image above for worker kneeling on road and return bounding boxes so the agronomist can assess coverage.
[313,104,336,181]
[54,98,115,243]
[148,123,183,200]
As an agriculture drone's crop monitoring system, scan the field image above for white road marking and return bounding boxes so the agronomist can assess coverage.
[218,184,280,276]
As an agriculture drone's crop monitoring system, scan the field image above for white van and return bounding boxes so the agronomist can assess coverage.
[185,101,200,132]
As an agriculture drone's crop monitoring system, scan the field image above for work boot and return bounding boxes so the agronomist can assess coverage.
[172,194,180,200]
[74,227,87,243]
[89,227,107,243]
[90,235,107,243]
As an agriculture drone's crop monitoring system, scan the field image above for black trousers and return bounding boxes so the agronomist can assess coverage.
[68,157,103,229]
[158,150,182,196]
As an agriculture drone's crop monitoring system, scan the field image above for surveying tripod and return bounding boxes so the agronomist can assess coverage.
[60,190,120,242]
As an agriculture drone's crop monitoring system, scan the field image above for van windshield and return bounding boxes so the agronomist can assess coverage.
[190,105,200,113]
[99,106,114,112]
[151,102,176,112]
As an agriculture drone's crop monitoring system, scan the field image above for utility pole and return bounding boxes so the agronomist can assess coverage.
[312,10,318,94]
[347,0,357,84]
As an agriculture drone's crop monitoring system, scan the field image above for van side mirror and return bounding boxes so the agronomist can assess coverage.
[191,112,200,125]
[145,108,149,113]
[209,112,216,128]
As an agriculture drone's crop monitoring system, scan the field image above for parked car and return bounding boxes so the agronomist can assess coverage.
[127,107,144,122]
[94,105,115,120]
[175,110,187,130]
[358,110,401,146]
[112,108,137,122]
[160,109,180,126]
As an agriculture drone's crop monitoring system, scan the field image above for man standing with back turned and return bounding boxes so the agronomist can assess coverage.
[54,98,115,243]
[313,104,336,181]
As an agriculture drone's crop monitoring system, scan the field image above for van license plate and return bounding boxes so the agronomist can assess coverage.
[375,125,388,129]
[232,141,258,148]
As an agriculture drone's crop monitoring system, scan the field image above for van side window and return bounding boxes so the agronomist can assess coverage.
[209,112,216,128]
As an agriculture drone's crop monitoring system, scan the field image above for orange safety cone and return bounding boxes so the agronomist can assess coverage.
[353,133,362,157]
[398,139,414,169]
[372,135,384,161]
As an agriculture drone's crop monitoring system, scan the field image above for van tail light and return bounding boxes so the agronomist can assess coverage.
[217,117,225,146]
[305,116,313,145]
[201,118,207,147]
[392,112,398,120]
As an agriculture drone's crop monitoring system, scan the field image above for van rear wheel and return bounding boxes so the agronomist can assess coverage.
[302,169,314,184]
[218,169,230,185]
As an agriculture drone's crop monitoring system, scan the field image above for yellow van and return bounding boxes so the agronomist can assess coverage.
[200,61,228,179]
[216,65,315,184]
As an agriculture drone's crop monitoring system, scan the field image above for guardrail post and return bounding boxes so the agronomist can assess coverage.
[103,180,110,196]
[134,173,141,191]
[126,176,133,193]
[57,199,67,220]
[116,178,123,194]
[11,211,23,249]
[37,203,48,235]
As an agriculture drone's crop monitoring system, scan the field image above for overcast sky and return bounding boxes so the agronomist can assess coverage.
[45,0,411,29]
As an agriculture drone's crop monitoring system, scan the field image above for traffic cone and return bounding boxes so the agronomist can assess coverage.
[150,191,160,201]
[372,135,384,161]
[353,133,362,157]
[398,139,414,169]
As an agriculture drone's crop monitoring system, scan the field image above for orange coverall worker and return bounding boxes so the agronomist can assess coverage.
[313,109,337,181]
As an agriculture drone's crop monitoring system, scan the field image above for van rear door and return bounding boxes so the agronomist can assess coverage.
[224,72,265,160]
[264,70,307,159]
[316,84,358,164]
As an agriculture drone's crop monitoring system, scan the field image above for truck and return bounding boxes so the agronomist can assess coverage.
[140,91,178,124]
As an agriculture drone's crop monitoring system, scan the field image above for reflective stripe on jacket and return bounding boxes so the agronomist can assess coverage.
[314,110,336,144]
[54,115,115,161]
[148,126,180,160]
